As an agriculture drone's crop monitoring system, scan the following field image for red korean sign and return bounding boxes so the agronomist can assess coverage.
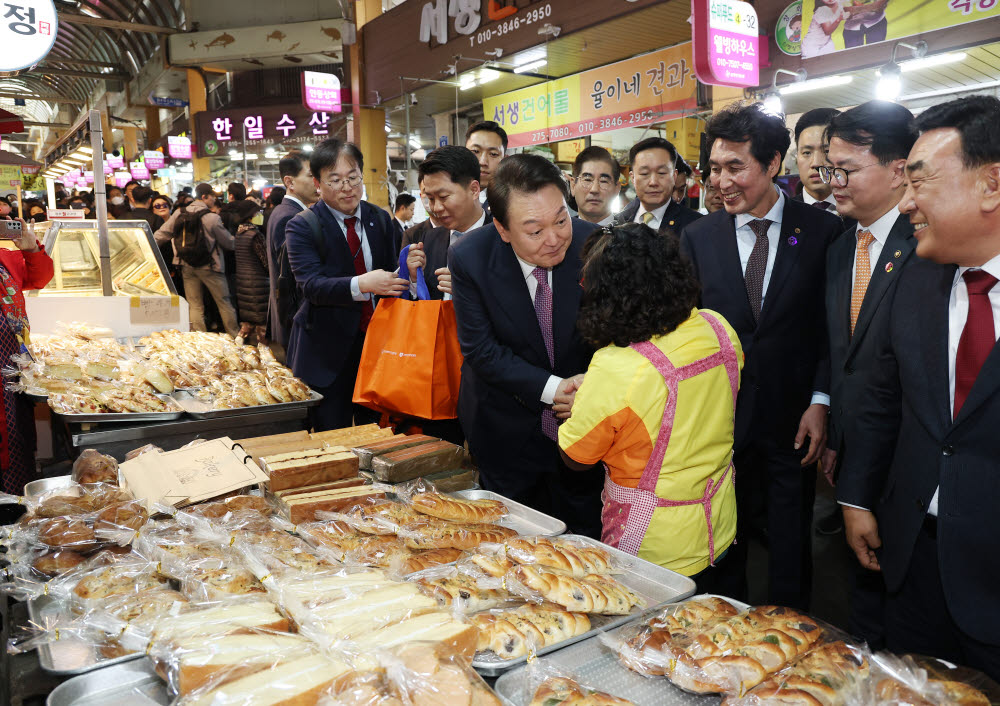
[692,0,760,88]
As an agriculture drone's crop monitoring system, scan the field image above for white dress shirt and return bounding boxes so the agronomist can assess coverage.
[634,201,670,230]
[283,194,307,211]
[395,217,409,232]
[513,253,561,405]
[802,189,838,214]
[926,253,1000,516]
[851,207,895,287]
[736,188,828,407]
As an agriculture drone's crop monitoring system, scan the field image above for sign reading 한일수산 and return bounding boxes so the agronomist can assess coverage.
[0,0,57,72]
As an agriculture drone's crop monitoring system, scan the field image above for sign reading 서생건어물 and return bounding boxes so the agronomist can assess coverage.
[0,0,57,72]
[482,43,696,148]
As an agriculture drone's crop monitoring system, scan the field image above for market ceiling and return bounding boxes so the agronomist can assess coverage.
[10,1,183,104]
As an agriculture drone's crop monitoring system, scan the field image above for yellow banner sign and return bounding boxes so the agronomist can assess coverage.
[484,43,697,148]
[0,165,22,187]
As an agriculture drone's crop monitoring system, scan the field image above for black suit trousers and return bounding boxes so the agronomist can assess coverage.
[885,521,1000,682]
[475,426,603,539]
[731,442,815,611]
[309,334,380,432]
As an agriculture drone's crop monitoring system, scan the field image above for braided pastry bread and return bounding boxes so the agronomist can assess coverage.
[530,677,635,706]
[472,603,591,659]
[400,520,516,551]
[512,565,645,615]
[504,537,614,577]
[400,548,464,574]
[411,491,508,524]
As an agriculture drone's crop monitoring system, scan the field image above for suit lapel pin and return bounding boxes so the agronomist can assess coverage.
[788,236,798,246]
[668,220,675,226]
[794,227,801,233]
[894,249,902,258]
[885,262,894,273]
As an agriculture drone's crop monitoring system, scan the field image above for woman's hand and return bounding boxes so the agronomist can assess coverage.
[13,218,38,253]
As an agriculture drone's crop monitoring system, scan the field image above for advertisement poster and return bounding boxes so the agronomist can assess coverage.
[775,1,803,55]
[801,0,1000,58]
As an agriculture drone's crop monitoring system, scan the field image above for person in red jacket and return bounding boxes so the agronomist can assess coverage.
[0,218,53,499]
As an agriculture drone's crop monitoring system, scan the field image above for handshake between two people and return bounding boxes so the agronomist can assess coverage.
[405,242,453,296]
[553,374,585,420]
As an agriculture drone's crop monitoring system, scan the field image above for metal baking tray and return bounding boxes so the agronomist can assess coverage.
[50,395,185,423]
[492,594,749,704]
[28,594,143,675]
[472,534,697,676]
[450,490,566,537]
[46,657,168,706]
[171,389,323,419]
[24,475,76,499]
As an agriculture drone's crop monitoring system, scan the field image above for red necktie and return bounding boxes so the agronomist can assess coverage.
[344,216,373,331]
[954,269,998,418]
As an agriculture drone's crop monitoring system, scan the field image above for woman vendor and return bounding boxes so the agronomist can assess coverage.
[558,223,742,594]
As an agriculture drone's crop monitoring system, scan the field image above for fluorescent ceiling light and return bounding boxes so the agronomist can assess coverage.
[900,52,966,73]
[761,93,783,117]
[779,75,852,95]
[478,69,500,85]
[384,124,391,133]
[460,80,477,91]
[302,144,314,153]
[900,78,1000,102]
[514,59,547,74]
[408,138,422,150]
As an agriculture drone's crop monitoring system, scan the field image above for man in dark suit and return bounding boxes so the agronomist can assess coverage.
[391,193,416,256]
[838,96,1000,681]
[570,146,619,227]
[680,102,841,609]
[403,146,487,301]
[615,137,701,235]
[450,154,603,537]
[284,139,411,431]
[793,108,858,240]
[822,101,918,649]
[267,150,319,351]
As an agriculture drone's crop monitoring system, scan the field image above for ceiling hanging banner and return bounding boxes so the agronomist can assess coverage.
[0,0,57,72]
[691,0,760,87]
[483,42,697,148]
[800,0,1000,58]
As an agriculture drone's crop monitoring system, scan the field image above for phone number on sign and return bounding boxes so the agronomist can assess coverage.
[469,4,552,46]
[526,110,657,144]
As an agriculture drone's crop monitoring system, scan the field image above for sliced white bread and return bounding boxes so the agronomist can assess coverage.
[182,653,352,705]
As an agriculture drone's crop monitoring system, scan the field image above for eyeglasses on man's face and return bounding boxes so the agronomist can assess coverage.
[323,174,363,189]
[817,163,881,187]
[576,174,616,189]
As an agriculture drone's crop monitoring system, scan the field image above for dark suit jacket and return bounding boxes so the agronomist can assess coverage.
[836,257,1000,644]
[391,218,405,257]
[266,197,304,347]
[615,197,702,236]
[449,219,597,475]
[792,192,858,234]
[284,200,396,389]
[825,213,915,461]
[680,198,840,450]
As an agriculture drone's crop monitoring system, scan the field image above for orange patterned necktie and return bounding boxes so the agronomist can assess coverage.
[850,229,875,336]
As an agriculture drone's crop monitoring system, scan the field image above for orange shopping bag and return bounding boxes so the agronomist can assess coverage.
[353,250,463,419]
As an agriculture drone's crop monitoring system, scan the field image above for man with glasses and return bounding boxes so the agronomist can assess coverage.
[570,147,620,226]
[822,100,918,649]
[679,102,841,609]
[615,137,701,235]
[283,138,411,431]
[465,120,507,209]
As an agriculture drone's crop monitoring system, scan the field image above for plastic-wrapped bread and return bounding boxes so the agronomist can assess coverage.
[149,600,291,643]
[410,491,507,524]
[307,583,440,640]
[503,537,615,578]
[472,604,592,659]
[399,519,517,551]
[181,653,353,706]
[71,449,119,485]
[371,441,465,483]
[276,485,386,524]
[271,477,366,500]
[509,565,645,615]
[530,676,636,706]
[264,448,359,492]
[351,611,479,661]
[352,434,438,470]
[413,568,509,612]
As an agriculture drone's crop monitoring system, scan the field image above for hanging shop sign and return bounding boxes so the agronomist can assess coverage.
[0,0,57,72]
[692,0,760,88]
[114,171,131,188]
[143,150,165,170]
[801,0,1000,58]
[149,95,189,109]
[0,165,21,187]
[130,162,150,180]
[775,1,802,56]
[64,169,80,183]
[483,42,696,148]
[106,153,124,169]
[302,71,343,114]
[83,170,94,184]
[168,135,192,159]
[20,164,38,175]
[193,105,344,157]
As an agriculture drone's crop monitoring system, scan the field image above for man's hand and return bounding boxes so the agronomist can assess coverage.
[820,448,837,487]
[358,270,410,297]
[553,374,585,420]
[435,267,452,295]
[795,403,828,466]
[13,218,38,253]
[405,242,425,282]
[843,506,881,571]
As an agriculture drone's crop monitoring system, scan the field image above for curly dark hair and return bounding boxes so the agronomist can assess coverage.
[578,223,700,349]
